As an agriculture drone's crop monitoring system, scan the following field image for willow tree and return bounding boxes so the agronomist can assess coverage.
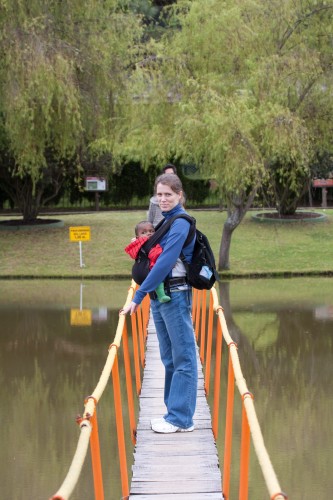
[0,0,143,221]
[105,0,333,269]
[252,0,333,216]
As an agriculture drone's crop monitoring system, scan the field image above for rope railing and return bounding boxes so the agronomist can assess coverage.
[49,280,143,500]
[49,281,287,500]
[193,287,287,500]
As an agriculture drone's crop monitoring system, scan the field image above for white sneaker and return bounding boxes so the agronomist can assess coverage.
[151,418,194,433]
[150,417,164,426]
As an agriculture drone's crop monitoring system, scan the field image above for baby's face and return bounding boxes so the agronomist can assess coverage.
[138,224,155,238]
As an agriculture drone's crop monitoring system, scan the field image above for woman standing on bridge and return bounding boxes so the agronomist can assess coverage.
[121,173,197,433]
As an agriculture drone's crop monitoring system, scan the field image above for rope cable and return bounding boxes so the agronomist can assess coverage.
[50,423,91,500]
[49,281,136,500]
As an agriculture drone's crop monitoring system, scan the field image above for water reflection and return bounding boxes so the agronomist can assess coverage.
[0,278,332,500]
[0,280,132,500]
[216,278,333,500]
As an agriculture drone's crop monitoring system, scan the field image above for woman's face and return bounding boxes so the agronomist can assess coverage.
[156,182,182,212]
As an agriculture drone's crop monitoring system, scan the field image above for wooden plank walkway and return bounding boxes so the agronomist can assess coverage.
[129,317,224,499]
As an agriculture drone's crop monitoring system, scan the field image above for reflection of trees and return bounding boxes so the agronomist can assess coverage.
[265,308,333,395]
[0,307,130,499]
[218,281,333,395]
[218,281,261,372]
[218,282,333,498]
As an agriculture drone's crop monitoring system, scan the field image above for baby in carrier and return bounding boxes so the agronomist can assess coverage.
[124,221,171,303]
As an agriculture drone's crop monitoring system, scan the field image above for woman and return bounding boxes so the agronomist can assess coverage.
[147,164,178,227]
[122,173,197,433]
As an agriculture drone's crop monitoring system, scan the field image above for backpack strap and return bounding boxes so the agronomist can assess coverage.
[180,214,196,246]
[140,214,196,256]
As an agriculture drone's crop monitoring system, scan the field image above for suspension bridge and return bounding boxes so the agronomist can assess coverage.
[50,282,287,500]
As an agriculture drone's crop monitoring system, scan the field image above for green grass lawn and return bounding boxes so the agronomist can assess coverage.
[0,208,332,278]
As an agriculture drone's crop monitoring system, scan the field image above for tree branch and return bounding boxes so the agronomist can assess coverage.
[290,77,317,112]
[278,6,333,51]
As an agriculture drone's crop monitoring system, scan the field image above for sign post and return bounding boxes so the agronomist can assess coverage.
[69,226,91,268]
[85,177,107,211]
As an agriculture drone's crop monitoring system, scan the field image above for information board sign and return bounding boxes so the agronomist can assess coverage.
[69,226,91,242]
[85,177,107,191]
[312,179,333,188]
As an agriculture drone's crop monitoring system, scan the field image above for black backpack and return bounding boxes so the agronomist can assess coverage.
[131,214,219,290]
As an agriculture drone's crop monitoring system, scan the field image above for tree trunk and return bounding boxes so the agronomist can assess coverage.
[20,195,41,223]
[0,164,65,223]
[13,177,44,223]
[219,222,233,270]
[218,206,243,270]
[308,182,313,208]
[218,186,259,270]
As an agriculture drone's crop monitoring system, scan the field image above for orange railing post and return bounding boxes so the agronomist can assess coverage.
[122,322,137,445]
[212,315,223,439]
[199,289,207,363]
[89,410,105,500]
[141,295,150,342]
[223,348,236,500]
[111,355,129,499]
[239,395,252,500]
[130,313,142,396]
[192,287,198,319]
[136,305,145,368]
[194,290,201,340]
[204,292,214,395]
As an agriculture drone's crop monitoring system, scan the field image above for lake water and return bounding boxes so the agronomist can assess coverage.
[0,278,332,500]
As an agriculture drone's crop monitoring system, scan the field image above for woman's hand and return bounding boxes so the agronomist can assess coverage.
[120,301,140,316]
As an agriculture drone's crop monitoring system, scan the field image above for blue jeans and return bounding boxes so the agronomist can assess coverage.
[150,290,197,428]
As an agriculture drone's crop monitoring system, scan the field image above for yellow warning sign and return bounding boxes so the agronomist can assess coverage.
[70,309,92,326]
[69,226,91,242]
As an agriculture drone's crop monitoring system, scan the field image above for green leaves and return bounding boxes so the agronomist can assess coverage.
[0,0,144,211]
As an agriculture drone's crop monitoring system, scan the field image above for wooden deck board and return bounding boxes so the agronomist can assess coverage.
[130,495,223,500]
[129,317,224,499]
